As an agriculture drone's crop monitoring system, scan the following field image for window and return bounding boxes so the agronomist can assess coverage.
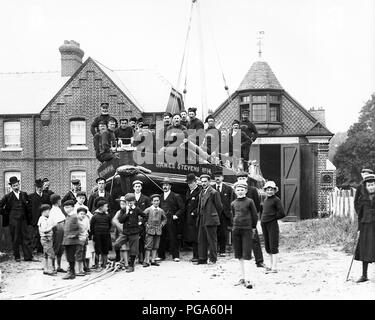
[252,95,267,103]
[252,104,267,122]
[270,104,280,122]
[70,171,86,192]
[70,120,86,146]
[4,171,21,194]
[4,121,21,148]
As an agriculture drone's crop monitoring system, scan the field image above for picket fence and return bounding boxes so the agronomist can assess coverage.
[326,187,356,221]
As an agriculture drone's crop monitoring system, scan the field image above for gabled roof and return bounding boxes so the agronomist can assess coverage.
[0,58,178,116]
[305,121,333,136]
[0,71,68,115]
[94,60,176,113]
[237,60,283,91]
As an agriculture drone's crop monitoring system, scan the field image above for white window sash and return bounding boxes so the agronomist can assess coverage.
[70,120,86,145]
[4,122,21,147]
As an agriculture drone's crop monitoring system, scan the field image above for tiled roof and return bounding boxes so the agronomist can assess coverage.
[0,59,177,115]
[0,71,68,115]
[237,61,283,91]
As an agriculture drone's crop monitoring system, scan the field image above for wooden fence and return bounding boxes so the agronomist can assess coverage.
[326,187,356,221]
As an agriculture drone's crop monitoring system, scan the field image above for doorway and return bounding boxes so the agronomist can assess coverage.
[260,144,281,197]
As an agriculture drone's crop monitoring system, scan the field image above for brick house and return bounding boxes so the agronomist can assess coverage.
[212,60,335,220]
[0,40,183,198]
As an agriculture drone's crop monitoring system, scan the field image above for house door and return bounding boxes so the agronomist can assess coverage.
[281,144,300,220]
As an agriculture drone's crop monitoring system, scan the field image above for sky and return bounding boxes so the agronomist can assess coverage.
[0,0,374,133]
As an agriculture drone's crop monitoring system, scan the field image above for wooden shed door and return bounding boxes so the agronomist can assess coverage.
[281,144,300,220]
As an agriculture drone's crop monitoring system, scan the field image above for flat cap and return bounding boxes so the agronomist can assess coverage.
[71,179,80,185]
[234,182,248,189]
[132,180,143,186]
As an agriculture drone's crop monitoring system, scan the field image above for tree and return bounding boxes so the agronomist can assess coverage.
[333,93,375,186]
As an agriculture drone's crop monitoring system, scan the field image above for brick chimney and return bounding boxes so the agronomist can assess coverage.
[59,40,84,77]
[309,107,326,126]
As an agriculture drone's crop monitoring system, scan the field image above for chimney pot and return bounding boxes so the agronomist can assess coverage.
[59,40,84,77]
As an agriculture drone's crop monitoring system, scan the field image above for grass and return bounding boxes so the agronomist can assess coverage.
[280,216,358,254]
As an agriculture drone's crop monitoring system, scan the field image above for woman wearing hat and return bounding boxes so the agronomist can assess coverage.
[354,174,375,283]
[260,181,285,273]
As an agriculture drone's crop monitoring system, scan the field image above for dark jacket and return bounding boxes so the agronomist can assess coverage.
[61,191,88,207]
[354,183,364,215]
[118,206,146,235]
[239,119,258,143]
[62,213,81,245]
[115,126,134,144]
[197,186,223,227]
[231,197,258,229]
[213,183,234,222]
[87,191,114,217]
[90,210,112,236]
[260,195,286,222]
[160,191,185,222]
[187,118,204,130]
[29,191,51,226]
[135,194,151,212]
[184,186,201,242]
[0,191,31,227]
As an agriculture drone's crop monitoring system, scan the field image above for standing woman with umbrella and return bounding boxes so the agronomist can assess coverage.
[354,173,375,283]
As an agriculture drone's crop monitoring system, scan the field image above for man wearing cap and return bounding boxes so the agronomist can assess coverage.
[158,177,185,262]
[213,170,234,257]
[184,173,201,262]
[202,115,221,158]
[187,107,204,130]
[0,176,34,262]
[93,121,108,162]
[90,102,118,136]
[240,111,258,172]
[132,180,151,264]
[62,179,87,207]
[235,172,266,268]
[354,168,374,214]
[88,177,114,217]
[97,117,118,163]
[180,110,189,128]
[29,179,51,254]
[164,114,188,149]
[196,174,223,265]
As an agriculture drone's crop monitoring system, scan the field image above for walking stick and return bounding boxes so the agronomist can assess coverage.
[346,231,360,282]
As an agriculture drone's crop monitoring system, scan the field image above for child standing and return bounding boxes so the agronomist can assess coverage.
[260,181,285,274]
[114,193,146,273]
[231,182,258,289]
[76,207,90,276]
[143,194,167,267]
[90,199,112,270]
[62,200,81,280]
[38,204,57,276]
[113,196,130,269]
[48,194,66,273]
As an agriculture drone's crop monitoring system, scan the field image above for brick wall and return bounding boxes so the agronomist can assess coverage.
[316,143,330,216]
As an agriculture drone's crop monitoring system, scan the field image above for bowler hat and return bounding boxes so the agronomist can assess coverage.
[185,173,197,183]
[263,181,279,193]
[62,200,75,207]
[96,177,106,183]
[8,176,20,185]
[162,177,172,185]
[124,193,136,202]
[71,179,80,185]
[132,180,143,186]
[35,179,43,188]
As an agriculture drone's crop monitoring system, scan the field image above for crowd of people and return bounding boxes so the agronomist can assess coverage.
[91,103,259,171]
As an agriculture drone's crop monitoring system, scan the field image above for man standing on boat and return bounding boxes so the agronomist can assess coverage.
[240,110,258,172]
[90,102,118,136]
[115,118,134,146]
[180,110,189,128]
[97,118,118,163]
[157,177,185,262]
[187,107,204,130]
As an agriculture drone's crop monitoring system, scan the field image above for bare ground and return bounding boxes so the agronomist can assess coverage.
[0,223,374,300]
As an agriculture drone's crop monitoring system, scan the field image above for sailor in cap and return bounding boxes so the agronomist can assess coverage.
[90,102,118,136]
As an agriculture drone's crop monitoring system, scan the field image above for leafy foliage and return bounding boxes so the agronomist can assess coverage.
[333,93,375,186]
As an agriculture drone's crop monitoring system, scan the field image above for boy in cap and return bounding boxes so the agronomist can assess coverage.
[90,199,112,270]
[114,193,146,272]
[231,182,258,289]
[38,204,57,276]
[260,181,285,274]
[48,194,66,272]
[143,194,167,267]
[62,200,81,279]
[76,207,90,276]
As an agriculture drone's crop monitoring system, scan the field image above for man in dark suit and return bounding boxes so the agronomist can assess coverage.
[236,172,266,268]
[61,179,87,206]
[29,179,50,253]
[196,174,223,265]
[213,170,234,257]
[87,177,114,217]
[0,176,35,262]
[184,173,201,262]
[41,178,54,205]
[158,177,185,262]
[132,180,151,264]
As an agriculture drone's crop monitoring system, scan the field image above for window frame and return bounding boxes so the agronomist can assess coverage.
[239,93,282,123]
[3,120,21,149]
[68,118,88,151]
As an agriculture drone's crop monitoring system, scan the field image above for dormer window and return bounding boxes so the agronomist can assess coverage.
[239,93,281,123]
